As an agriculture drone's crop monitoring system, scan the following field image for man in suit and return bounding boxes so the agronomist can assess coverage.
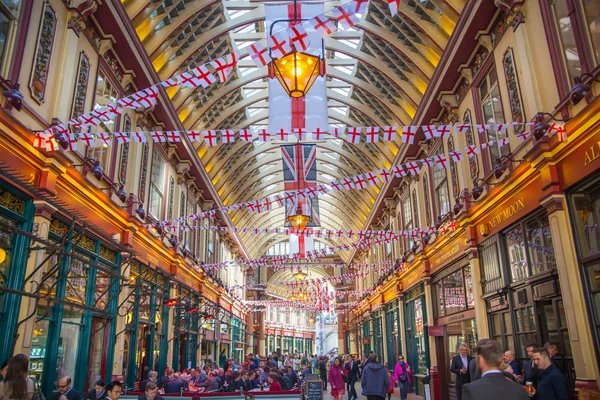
[503,351,521,378]
[532,347,569,400]
[345,355,360,400]
[164,373,183,394]
[51,377,83,400]
[105,381,123,400]
[468,357,481,383]
[140,370,158,393]
[450,343,473,400]
[522,343,540,387]
[197,372,220,392]
[462,339,529,400]
[137,383,164,400]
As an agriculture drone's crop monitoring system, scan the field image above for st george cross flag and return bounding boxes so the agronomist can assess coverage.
[401,126,417,144]
[382,126,397,141]
[268,32,292,59]
[281,144,320,228]
[238,129,253,142]
[388,0,400,16]
[332,4,360,29]
[308,15,337,39]
[287,25,310,52]
[248,42,271,67]
[329,126,342,137]
[192,65,217,88]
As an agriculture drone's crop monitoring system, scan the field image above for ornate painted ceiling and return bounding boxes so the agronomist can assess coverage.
[124,0,464,260]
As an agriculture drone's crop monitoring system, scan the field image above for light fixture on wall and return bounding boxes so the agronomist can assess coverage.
[569,73,600,105]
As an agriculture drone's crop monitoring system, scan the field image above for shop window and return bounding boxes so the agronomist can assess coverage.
[148,151,166,220]
[478,68,509,170]
[434,266,475,318]
[479,236,504,293]
[490,310,514,353]
[446,320,477,384]
[514,307,537,357]
[402,195,413,250]
[0,216,15,311]
[433,146,451,216]
[89,69,120,171]
[0,1,21,74]
[505,214,557,282]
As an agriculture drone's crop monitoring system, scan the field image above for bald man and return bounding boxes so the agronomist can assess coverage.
[503,351,521,378]
[51,377,83,400]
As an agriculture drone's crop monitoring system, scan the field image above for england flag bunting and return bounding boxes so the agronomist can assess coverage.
[364,127,379,143]
[329,126,342,137]
[257,129,270,142]
[378,168,392,182]
[221,130,235,143]
[268,32,292,59]
[165,131,181,142]
[287,25,310,52]
[401,126,417,144]
[422,125,437,140]
[151,132,166,143]
[188,130,201,142]
[332,4,360,29]
[382,126,397,141]
[248,42,271,67]
[203,130,218,146]
[309,15,337,39]
[388,0,400,16]
[347,127,361,144]
[239,129,253,142]
[132,131,146,143]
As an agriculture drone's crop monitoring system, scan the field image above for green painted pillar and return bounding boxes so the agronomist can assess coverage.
[157,286,170,374]
[190,314,198,368]
[0,201,33,361]
[74,243,100,391]
[126,280,141,389]
[146,292,156,377]
[172,308,180,371]
[104,260,121,384]
[41,232,73,396]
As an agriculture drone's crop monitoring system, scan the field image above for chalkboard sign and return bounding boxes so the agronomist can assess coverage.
[305,380,323,400]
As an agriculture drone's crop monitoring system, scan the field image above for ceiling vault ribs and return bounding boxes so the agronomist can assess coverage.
[129,0,460,260]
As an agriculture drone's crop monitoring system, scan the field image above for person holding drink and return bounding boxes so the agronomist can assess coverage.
[530,348,569,399]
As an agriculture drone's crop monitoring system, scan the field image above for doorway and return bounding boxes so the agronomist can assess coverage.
[537,298,574,391]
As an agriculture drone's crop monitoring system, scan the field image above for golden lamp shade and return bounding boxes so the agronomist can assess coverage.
[271,51,324,98]
[287,205,311,230]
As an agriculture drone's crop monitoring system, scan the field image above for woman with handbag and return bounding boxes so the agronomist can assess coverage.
[328,357,347,400]
[393,355,411,400]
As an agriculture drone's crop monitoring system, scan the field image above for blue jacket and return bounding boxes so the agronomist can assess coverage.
[361,362,390,399]
[536,364,569,400]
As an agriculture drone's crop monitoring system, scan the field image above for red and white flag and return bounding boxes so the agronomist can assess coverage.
[248,42,271,67]
[165,131,181,142]
[353,175,368,190]
[188,130,201,142]
[364,127,380,143]
[221,129,235,143]
[203,130,218,146]
[401,126,417,144]
[292,128,307,141]
[378,168,392,182]
[347,127,361,144]
[332,4,360,29]
[312,128,327,140]
[79,133,95,147]
[257,129,270,142]
[309,15,337,39]
[132,131,146,143]
[388,0,399,16]
[151,132,166,143]
[434,154,448,169]
[268,32,292,59]
[392,165,407,178]
[329,126,342,137]
[405,161,421,176]
[422,125,437,140]
[287,25,310,52]
[131,86,159,108]
[382,126,397,141]
[239,129,253,142]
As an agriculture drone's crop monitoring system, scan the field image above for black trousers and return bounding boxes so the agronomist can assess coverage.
[366,396,385,400]
[320,373,327,390]
[347,377,357,399]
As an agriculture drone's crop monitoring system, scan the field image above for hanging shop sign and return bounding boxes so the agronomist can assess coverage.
[362,338,371,345]
[427,326,445,337]
[235,342,244,349]
[435,309,476,326]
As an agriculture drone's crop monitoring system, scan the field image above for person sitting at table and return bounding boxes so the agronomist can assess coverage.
[268,373,281,392]
[137,383,164,400]
[164,373,183,394]
[285,367,297,388]
[259,367,270,385]
[196,372,219,392]
[249,371,260,390]
[276,370,292,390]
[239,370,251,392]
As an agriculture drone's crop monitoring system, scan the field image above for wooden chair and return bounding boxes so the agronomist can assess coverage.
[579,389,600,400]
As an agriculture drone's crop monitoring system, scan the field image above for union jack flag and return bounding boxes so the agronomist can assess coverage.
[281,144,320,227]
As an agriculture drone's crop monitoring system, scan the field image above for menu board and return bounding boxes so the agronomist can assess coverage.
[306,380,323,400]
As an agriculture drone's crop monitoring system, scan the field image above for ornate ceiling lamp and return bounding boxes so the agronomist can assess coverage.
[270,51,325,98]
[288,204,311,230]
[292,266,308,282]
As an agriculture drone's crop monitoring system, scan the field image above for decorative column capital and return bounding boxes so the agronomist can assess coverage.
[495,0,526,29]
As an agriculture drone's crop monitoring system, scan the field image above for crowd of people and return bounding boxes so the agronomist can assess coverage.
[0,341,571,400]
[451,340,569,400]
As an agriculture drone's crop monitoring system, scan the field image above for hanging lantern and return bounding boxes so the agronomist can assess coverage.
[287,204,311,230]
[269,50,325,98]
[292,267,308,282]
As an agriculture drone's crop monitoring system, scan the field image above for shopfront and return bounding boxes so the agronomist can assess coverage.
[362,320,371,356]
[123,261,170,388]
[372,309,384,362]
[403,283,429,395]
[201,326,216,368]
[431,258,477,400]
[31,215,122,396]
[477,191,574,390]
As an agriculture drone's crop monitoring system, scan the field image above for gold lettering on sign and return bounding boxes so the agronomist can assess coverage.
[584,141,600,166]
[147,253,159,265]
[433,245,460,267]
[487,197,525,229]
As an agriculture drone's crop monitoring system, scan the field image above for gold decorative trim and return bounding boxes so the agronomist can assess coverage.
[49,218,69,236]
[0,187,26,215]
